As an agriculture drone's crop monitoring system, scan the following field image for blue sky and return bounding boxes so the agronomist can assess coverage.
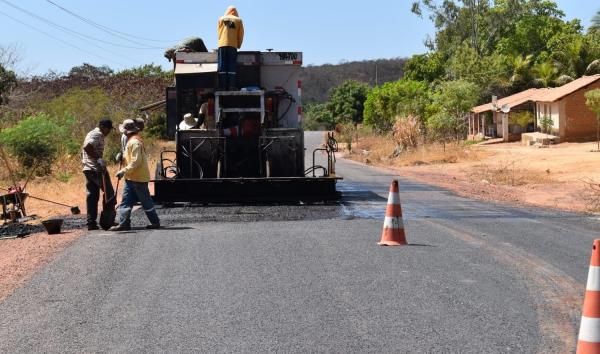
[0,0,597,75]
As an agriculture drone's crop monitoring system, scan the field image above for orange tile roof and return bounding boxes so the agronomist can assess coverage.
[533,75,600,102]
[471,88,545,113]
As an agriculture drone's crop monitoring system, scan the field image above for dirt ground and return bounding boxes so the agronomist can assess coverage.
[344,134,600,214]
[0,139,174,302]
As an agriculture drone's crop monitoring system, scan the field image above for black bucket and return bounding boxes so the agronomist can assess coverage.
[42,219,63,235]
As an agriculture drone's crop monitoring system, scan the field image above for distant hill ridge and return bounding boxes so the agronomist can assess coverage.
[300,58,406,103]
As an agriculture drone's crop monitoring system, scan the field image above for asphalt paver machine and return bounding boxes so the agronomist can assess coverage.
[153,51,341,203]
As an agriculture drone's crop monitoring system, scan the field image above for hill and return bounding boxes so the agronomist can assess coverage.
[300,58,406,103]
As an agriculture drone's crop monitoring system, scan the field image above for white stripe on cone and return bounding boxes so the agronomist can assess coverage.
[587,266,600,291]
[383,216,404,229]
[388,192,400,205]
[580,316,600,342]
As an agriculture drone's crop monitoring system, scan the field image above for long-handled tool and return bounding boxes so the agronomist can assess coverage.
[23,194,80,215]
[99,171,116,231]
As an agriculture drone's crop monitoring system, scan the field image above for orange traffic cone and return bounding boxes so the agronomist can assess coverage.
[378,179,407,246]
[577,239,600,353]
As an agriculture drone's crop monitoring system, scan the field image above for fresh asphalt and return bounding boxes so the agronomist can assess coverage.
[0,131,597,353]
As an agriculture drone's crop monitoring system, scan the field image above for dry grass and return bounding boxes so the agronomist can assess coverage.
[582,179,600,212]
[345,133,487,167]
[465,160,554,187]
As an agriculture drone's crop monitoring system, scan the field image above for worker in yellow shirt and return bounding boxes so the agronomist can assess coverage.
[110,120,160,231]
[217,5,244,90]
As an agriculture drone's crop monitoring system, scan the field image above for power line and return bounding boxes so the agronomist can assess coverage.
[0,9,126,67]
[0,1,140,65]
[45,0,177,44]
[0,0,162,50]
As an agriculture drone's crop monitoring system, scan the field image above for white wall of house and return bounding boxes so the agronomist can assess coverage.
[536,102,560,131]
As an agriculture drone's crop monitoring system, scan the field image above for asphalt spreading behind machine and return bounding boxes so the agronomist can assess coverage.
[149,50,341,204]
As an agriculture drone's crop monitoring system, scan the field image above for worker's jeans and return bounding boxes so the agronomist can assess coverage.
[116,180,160,228]
[84,170,115,227]
[218,46,237,90]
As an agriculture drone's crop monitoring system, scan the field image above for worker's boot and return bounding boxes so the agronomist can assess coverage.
[109,224,131,231]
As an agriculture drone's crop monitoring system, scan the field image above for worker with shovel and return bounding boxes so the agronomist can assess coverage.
[82,119,116,231]
[110,120,160,231]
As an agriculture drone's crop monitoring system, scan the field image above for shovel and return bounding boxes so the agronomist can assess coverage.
[99,171,117,231]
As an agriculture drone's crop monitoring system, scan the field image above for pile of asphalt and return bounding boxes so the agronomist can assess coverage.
[0,223,44,238]
[131,203,345,226]
[0,215,86,238]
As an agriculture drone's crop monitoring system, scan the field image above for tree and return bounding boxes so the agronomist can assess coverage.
[585,89,600,150]
[403,52,445,83]
[303,103,335,130]
[68,63,113,80]
[363,79,430,132]
[326,80,370,125]
[0,64,17,104]
[427,80,479,143]
[533,61,558,87]
[510,54,533,84]
[116,63,173,79]
[591,10,600,33]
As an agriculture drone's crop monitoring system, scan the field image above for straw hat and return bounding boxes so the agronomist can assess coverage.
[119,119,139,134]
[179,113,198,130]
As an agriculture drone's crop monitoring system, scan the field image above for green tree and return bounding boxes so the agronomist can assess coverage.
[585,89,600,150]
[116,63,173,79]
[510,54,533,85]
[533,60,558,87]
[326,80,370,125]
[591,9,600,33]
[363,79,430,132]
[427,80,479,143]
[68,63,113,80]
[0,64,17,104]
[403,52,445,83]
[303,103,335,130]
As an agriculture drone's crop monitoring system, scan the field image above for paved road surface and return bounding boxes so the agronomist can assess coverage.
[0,132,597,353]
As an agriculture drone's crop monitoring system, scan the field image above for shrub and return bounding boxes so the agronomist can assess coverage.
[41,87,111,141]
[509,111,534,129]
[145,114,168,139]
[0,113,68,173]
[392,115,422,154]
[337,122,357,151]
[539,115,554,134]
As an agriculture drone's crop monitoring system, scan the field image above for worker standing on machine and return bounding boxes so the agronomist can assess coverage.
[217,5,244,90]
[110,120,160,231]
[82,119,115,231]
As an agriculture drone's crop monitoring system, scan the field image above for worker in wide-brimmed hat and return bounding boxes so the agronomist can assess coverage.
[217,5,244,90]
[110,120,160,231]
[82,119,116,231]
[179,113,198,131]
[116,118,146,163]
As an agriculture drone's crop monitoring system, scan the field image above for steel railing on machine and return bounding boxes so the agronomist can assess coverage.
[305,132,338,178]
